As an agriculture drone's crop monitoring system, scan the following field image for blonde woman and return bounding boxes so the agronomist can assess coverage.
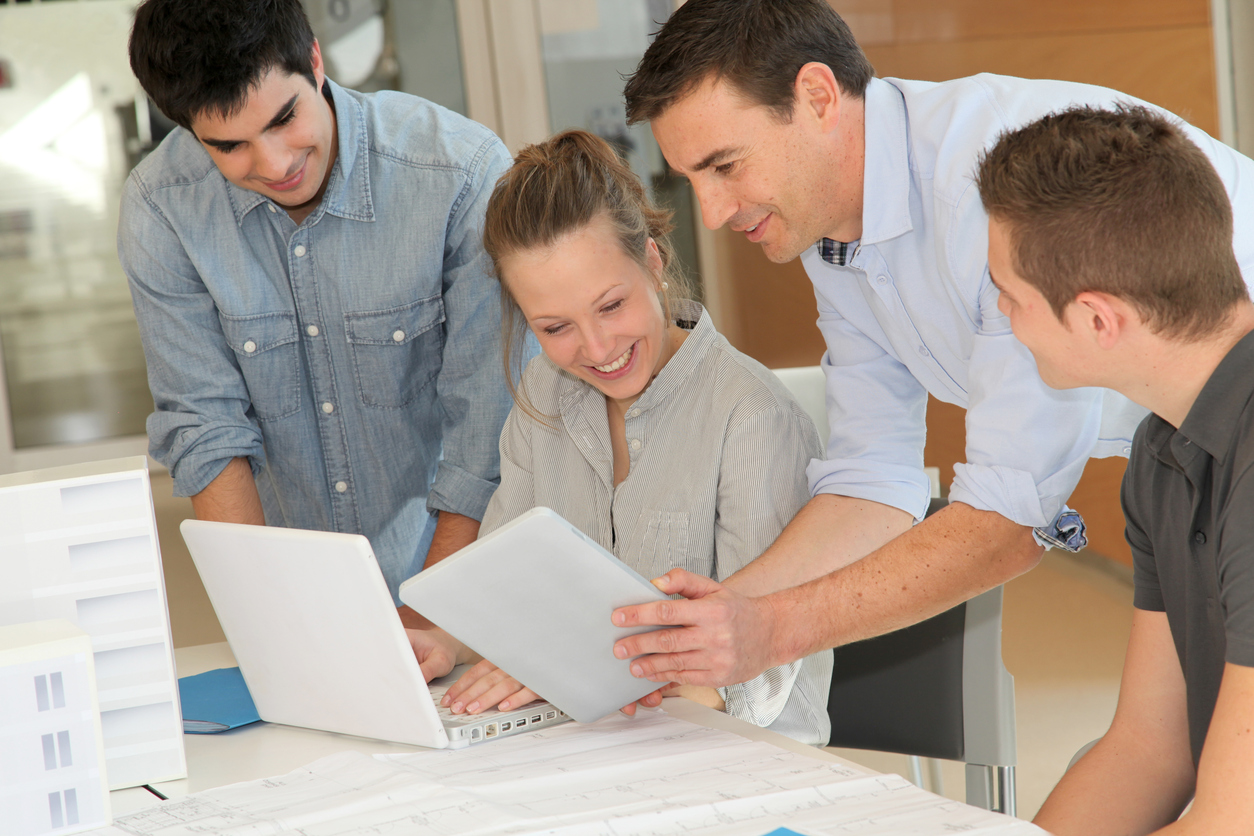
[417,130,833,744]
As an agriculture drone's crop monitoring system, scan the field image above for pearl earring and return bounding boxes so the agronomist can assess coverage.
[661,281,669,290]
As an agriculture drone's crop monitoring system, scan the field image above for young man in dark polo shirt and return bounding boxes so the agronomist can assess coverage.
[977,105,1254,834]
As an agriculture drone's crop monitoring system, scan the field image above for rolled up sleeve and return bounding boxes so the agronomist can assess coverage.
[118,177,265,498]
[426,137,517,520]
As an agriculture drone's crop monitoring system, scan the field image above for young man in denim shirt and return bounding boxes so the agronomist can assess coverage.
[119,0,514,639]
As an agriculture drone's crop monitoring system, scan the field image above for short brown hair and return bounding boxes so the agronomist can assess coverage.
[623,0,874,125]
[483,129,690,420]
[977,104,1247,341]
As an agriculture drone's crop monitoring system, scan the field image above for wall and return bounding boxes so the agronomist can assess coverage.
[708,0,1220,566]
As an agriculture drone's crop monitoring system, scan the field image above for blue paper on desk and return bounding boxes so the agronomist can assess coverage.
[760,829,807,836]
[178,667,261,733]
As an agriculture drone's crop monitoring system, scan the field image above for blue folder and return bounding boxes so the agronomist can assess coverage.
[177,667,261,733]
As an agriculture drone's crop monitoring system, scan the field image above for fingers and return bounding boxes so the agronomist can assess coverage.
[442,658,499,706]
[443,661,533,715]
[496,686,539,713]
[614,570,726,630]
[619,688,667,716]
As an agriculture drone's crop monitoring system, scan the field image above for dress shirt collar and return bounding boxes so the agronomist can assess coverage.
[857,77,914,247]
[557,300,716,420]
[226,78,375,226]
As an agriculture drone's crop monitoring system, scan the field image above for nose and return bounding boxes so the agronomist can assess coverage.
[692,177,737,231]
[251,136,296,182]
[581,324,615,364]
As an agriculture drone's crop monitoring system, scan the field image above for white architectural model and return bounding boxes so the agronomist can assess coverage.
[0,620,111,835]
[0,458,186,790]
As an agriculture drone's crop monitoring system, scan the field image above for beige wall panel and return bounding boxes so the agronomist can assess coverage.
[718,230,827,369]
[1066,458,1133,566]
[863,26,1220,136]
[835,0,1209,44]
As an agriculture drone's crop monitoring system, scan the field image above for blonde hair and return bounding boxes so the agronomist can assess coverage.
[483,129,691,420]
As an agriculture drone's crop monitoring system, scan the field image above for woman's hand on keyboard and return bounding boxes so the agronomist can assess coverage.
[443,659,540,714]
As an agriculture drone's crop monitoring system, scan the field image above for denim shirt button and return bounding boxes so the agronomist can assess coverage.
[322,402,335,414]
[392,329,405,342]
[306,324,319,337]
[243,340,257,353]
[629,438,642,451]
[267,204,277,213]
[334,481,348,493]
[294,244,307,257]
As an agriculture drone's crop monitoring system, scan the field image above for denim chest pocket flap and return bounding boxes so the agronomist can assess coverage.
[218,311,302,421]
[345,294,446,409]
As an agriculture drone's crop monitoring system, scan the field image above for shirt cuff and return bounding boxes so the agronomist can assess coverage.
[426,460,499,520]
[162,425,266,498]
[717,659,803,729]
[806,457,932,521]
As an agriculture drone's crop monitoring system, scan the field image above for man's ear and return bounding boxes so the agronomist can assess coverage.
[310,39,326,88]
[1073,291,1128,350]
[794,62,842,131]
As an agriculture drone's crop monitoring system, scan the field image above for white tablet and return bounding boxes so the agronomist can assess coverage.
[398,507,668,723]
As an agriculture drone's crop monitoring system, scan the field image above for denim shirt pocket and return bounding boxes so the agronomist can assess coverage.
[637,509,691,580]
[218,312,302,421]
[344,295,446,409]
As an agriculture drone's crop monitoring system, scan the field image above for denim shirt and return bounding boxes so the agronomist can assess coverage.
[803,74,1254,532]
[118,80,515,597]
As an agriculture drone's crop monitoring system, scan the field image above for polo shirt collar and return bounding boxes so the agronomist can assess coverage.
[1178,329,1254,461]
[226,78,375,225]
[857,77,914,246]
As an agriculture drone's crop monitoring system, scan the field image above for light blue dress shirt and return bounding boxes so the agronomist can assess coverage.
[804,74,1254,533]
[118,80,516,596]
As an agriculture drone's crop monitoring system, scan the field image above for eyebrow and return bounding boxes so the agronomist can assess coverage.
[199,94,299,149]
[668,147,742,177]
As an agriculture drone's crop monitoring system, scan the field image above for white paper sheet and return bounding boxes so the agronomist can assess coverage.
[86,711,1042,836]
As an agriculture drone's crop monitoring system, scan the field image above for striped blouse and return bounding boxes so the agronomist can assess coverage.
[480,301,833,745]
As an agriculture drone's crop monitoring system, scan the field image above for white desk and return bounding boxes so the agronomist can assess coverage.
[106,644,1039,835]
[110,642,858,816]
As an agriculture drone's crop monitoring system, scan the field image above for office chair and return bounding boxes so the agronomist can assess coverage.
[772,366,1017,816]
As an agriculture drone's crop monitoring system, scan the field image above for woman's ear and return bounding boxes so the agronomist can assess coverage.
[645,237,665,286]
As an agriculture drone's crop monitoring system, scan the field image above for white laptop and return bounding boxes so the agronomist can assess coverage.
[180,519,569,749]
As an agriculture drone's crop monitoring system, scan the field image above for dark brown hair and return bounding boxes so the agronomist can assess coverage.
[624,0,874,125]
[483,129,690,419]
[977,104,1247,341]
[130,0,317,131]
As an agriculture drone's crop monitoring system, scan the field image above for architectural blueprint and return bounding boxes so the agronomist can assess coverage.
[85,711,1043,835]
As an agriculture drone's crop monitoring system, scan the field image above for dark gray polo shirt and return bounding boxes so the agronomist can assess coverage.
[1124,329,1254,766]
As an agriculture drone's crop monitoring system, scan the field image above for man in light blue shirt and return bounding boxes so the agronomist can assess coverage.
[119,0,514,610]
[611,0,1254,691]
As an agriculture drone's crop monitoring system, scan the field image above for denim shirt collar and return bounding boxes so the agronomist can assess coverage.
[226,78,375,227]
[859,77,914,246]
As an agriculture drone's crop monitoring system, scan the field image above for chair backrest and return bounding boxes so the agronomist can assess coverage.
[823,499,1017,813]
[768,364,1016,812]
[771,365,830,444]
